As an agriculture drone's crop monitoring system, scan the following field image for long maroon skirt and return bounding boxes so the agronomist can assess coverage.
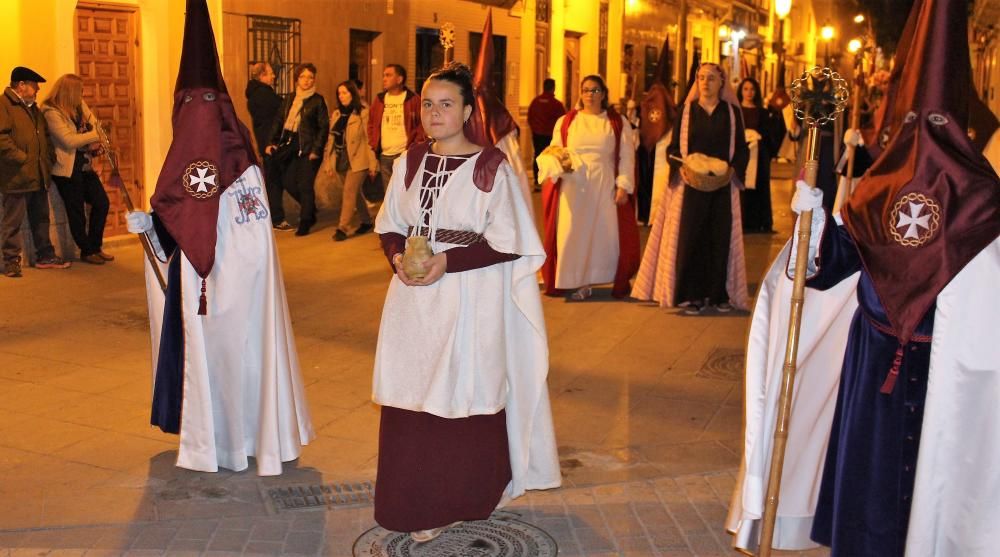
[374,406,512,532]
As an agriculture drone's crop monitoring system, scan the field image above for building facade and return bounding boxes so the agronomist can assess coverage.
[0,0,824,231]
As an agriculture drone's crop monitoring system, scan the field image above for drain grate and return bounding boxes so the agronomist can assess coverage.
[697,347,745,382]
[263,481,374,513]
[354,511,558,556]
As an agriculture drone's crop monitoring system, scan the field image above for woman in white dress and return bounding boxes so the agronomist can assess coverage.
[372,63,560,542]
[538,75,637,300]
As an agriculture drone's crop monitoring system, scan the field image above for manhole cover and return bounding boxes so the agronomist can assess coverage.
[697,347,745,381]
[353,511,558,556]
[263,481,373,513]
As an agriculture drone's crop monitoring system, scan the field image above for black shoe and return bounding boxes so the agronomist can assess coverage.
[295,223,311,236]
[356,222,373,235]
[36,256,71,269]
[4,259,21,278]
[332,229,347,242]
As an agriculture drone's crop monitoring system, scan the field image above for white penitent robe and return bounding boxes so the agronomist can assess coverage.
[726,240,856,551]
[143,165,314,476]
[496,130,534,219]
[650,129,673,212]
[550,111,636,289]
[372,151,561,500]
[727,236,1000,556]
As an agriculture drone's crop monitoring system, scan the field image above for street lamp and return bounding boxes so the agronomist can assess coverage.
[775,0,791,19]
[821,23,835,66]
[847,38,863,54]
[854,14,865,24]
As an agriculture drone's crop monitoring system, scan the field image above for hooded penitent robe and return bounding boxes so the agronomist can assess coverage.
[141,0,313,476]
[727,0,1000,553]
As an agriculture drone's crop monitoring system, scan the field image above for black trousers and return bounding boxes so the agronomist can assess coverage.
[52,169,109,256]
[275,138,319,226]
[531,133,552,184]
[673,185,732,306]
[1,188,55,263]
[263,157,286,225]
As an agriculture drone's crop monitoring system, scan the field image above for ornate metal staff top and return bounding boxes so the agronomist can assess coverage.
[790,66,850,128]
[439,22,455,64]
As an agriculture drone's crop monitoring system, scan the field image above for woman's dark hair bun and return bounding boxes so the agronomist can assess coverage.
[426,62,476,106]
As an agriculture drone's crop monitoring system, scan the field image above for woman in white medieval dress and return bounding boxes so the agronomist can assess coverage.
[371,63,560,543]
[539,75,636,300]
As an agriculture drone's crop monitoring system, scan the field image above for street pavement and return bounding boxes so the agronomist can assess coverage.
[0,163,828,556]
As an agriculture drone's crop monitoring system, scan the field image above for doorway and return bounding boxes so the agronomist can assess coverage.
[349,29,380,106]
[75,4,143,236]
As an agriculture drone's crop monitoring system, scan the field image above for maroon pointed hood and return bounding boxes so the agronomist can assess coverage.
[867,3,919,151]
[639,36,677,151]
[843,0,1000,348]
[150,0,256,288]
[465,9,519,147]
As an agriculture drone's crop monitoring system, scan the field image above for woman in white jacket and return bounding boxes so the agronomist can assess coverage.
[42,74,112,264]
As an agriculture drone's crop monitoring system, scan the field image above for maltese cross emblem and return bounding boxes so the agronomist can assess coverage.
[182,160,220,199]
[888,193,940,247]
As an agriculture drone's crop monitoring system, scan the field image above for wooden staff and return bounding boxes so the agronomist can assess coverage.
[94,122,167,291]
[758,67,848,557]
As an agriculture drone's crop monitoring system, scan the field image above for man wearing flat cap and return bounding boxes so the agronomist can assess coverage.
[1,66,70,277]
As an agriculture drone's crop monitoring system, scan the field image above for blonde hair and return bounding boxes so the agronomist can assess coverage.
[250,62,270,80]
[43,74,85,117]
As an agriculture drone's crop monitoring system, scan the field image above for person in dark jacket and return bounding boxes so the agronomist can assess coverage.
[266,63,329,236]
[245,62,289,230]
[1,66,70,277]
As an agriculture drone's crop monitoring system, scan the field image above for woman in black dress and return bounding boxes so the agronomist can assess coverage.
[737,77,786,233]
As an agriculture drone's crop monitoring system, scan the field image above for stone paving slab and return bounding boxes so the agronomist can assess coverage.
[0,472,829,557]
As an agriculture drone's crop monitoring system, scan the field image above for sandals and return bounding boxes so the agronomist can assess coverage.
[410,521,463,543]
[569,286,593,301]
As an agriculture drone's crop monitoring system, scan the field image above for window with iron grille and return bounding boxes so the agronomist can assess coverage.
[415,27,445,95]
[247,15,301,99]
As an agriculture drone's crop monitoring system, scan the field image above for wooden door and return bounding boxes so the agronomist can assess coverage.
[76,5,143,237]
